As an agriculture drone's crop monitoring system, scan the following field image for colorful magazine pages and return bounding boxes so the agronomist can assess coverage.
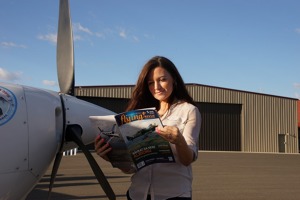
[114,109,175,170]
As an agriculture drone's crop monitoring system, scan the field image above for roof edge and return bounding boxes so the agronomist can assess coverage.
[75,83,299,101]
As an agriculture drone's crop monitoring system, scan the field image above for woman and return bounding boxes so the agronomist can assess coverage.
[95,56,201,200]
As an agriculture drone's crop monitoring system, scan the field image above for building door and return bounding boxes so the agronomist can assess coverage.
[197,103,242,151]
[278,134,286,153]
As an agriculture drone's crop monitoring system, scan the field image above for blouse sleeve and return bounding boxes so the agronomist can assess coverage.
[182,106,201,161]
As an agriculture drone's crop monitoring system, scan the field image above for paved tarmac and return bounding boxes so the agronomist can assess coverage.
[26,151,300,200]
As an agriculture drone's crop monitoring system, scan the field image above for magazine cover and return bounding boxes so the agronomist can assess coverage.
[89,115,135,170]
[114,108,175,170]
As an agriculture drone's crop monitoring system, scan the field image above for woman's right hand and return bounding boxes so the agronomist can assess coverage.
[94,134,112,161]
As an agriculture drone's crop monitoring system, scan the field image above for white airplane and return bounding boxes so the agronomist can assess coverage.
[0,0,117,200]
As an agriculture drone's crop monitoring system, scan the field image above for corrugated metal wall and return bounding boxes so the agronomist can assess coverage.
[79,96,129,114]
[186,84,298,153]
[75,84,299,153]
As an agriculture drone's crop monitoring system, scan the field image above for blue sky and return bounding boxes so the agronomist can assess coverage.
[0,0,300,99]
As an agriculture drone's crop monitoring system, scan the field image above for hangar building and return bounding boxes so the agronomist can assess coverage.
[75,83,299,153]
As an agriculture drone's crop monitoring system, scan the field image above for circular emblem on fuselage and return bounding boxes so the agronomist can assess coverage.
[0,86,17,126]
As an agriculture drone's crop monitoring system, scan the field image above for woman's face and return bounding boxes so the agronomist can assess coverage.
[147,66,174,102]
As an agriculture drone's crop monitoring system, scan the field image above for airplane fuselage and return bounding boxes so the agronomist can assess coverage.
[0,82,115,199]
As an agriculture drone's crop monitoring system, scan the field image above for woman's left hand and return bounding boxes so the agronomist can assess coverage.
[156,125,194,166]
[155,126,183,145]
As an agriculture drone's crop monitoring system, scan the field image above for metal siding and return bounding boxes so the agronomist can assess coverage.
[76,86,134,99]
[75,84,298,153]
[78,97,129,113]
[185,85,298,153]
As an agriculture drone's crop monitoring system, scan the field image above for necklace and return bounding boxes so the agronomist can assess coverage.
[159,112,165,117]
[158,107,168,117]
[158,100,180,118]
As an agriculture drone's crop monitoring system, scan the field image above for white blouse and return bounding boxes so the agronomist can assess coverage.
[128,102,201,200]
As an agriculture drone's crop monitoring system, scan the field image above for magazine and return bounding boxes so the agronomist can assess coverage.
[89,115,135,170]
[89,108,175,171]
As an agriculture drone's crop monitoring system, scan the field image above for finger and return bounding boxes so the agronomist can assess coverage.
[155,127,162,134]
[95,138,106,150]
[96,146,112,157]
[97,148,112,162]
[94,136,101,149]
[94,134,102,147]
[96,142,111,155]
[157,126,169,134]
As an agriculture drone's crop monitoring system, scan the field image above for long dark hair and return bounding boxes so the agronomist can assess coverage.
[126,56,195,111]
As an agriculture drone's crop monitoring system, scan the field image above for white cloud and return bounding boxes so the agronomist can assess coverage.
[118,28,127,39]
[42,80,57,86]
[293,83,300,99]
[59,22,142,43]
[293,83,300,89]
[143,34,155,40]
[133,36,139,42]
[95,32,105,39]
[73,23,93,35]
[95,28,114,39]
[0,41,27,48]
[0,68,22,81]
[73,34,82,41]
[257,88,265,93]
[37,33,57,44]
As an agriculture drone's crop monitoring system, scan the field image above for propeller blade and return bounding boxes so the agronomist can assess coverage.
[65,125,116,200]
[48,151,63,200]
[57,0,74,95]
